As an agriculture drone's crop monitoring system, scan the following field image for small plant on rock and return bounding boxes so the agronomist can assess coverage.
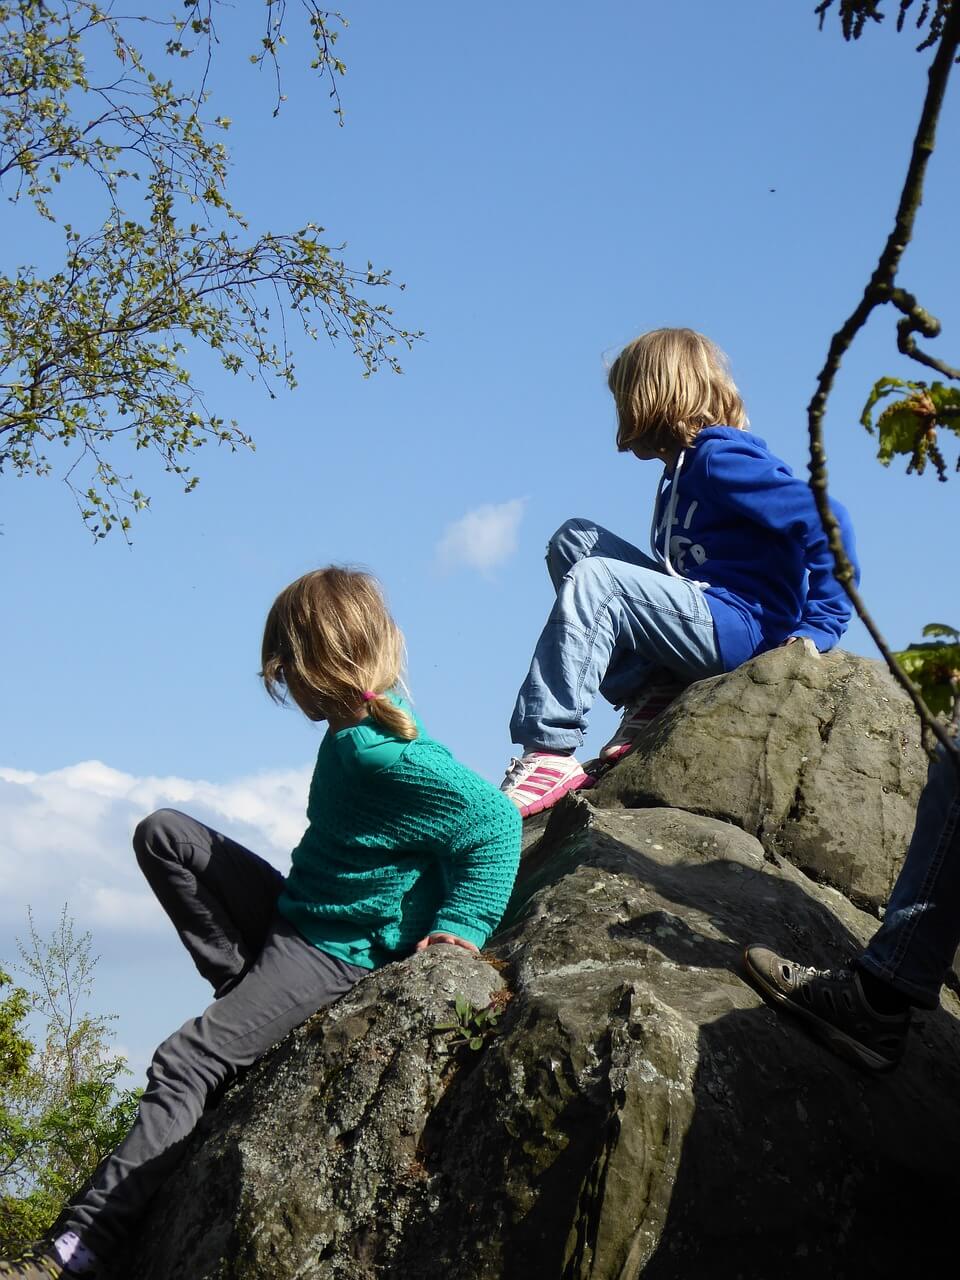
[433,995,502,1052]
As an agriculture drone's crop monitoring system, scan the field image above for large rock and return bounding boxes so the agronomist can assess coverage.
[115,795,960,1280]
[592,645,929,909]
[112,946,504,1280]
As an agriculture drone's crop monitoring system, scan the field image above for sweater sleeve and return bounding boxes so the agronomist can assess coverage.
[704,442,861,652]
[427,775,522,949]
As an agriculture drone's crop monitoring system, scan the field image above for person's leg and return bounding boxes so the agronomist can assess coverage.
[133,809,285,997]
[59,915,365,1263]
[542,518,681,710]
[502,516,722,817]
[509,539,723,752]
[545,517,663,591]
[743,740,960,1071]
[858,743,960,1008]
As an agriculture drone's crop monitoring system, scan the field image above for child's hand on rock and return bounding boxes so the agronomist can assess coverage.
[414,933,480,954]
[783,636,820,657]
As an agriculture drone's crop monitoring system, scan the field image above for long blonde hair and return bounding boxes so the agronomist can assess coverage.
[608,328,748,453]
[260,567,417,740]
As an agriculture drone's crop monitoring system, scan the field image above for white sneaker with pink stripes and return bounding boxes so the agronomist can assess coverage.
[500,752,593,818]
[599,678,686,762]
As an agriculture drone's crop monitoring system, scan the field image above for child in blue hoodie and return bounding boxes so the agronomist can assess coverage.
[501,327,859,817]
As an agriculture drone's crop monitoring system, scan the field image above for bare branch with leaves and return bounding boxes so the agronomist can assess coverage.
[807,0,960,771]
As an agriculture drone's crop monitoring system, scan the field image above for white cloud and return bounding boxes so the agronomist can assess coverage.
[436,498,526,574]
[0,761,310,936]
[0,761,314,1086]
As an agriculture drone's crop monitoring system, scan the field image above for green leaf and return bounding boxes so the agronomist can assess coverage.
[860,377,960,481]
[893,630,960,718]
[923,623,960,641]
[860,375,914,432]
[876,401,926,465]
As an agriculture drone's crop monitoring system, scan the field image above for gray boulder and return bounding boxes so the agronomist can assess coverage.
[116,795,960,1280]
[592,644,929,909]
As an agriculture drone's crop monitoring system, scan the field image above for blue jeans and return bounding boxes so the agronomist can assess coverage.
[860,742,960,1009]
[510,518,725,751]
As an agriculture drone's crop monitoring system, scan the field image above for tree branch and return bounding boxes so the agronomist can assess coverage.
[807,1,960,773]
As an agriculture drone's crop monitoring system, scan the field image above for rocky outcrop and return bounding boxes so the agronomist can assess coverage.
[113,651,958,1279]
[592,644,929,910]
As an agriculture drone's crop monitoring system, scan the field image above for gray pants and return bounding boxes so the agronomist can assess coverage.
[63,809,365,1258]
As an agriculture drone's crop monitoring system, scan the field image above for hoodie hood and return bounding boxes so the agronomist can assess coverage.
[328,693,420,774]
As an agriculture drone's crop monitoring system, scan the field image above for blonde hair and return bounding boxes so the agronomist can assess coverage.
[607,328,748,453]
[260,567,417,740]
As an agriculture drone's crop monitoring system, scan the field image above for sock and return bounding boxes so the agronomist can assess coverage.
[856,966,911,1015]
[53,1232,100,1276]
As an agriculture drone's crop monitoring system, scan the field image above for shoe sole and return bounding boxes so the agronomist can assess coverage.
[742,948,898,1074]
[517,773,594,819]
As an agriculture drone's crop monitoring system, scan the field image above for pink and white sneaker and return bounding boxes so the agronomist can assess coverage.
[599,679,686,762]
[500,752,594,818]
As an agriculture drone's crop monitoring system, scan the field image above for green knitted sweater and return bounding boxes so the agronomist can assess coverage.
[277,703,521,969]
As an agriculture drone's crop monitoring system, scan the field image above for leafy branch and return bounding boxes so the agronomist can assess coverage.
[894,623,960,727]
[860,377,960,479]
[0,2,420,538]
[807,0,960,772]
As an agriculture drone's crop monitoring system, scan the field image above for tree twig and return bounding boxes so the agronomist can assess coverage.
[807,1,960,773]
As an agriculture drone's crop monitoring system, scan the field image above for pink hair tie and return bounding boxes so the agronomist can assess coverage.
[361,690,377,702]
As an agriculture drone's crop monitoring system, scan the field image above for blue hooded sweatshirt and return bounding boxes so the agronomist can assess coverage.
[652,426,859,669]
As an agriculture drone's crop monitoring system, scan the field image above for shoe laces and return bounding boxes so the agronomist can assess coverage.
[502,756,528,788]
[502,753,578,794]
[788,959,852,986]
[502,755,550,790]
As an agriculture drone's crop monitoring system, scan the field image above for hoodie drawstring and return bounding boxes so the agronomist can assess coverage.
[650,449,710,588]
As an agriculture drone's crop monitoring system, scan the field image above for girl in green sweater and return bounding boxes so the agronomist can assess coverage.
[3,568,521,1280]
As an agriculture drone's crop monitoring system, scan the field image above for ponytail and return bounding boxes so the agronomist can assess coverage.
[364,690,418,741]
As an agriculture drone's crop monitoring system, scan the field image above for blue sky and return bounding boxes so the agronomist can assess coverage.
[1,1,958,1075]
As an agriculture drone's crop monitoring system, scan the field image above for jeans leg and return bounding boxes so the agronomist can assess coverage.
[545,517,663,591]
[545,519,677,703]
[62,915,365,1259]
[134,809,285,997]
[510,551,724,751]
[860,744,960,1009]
